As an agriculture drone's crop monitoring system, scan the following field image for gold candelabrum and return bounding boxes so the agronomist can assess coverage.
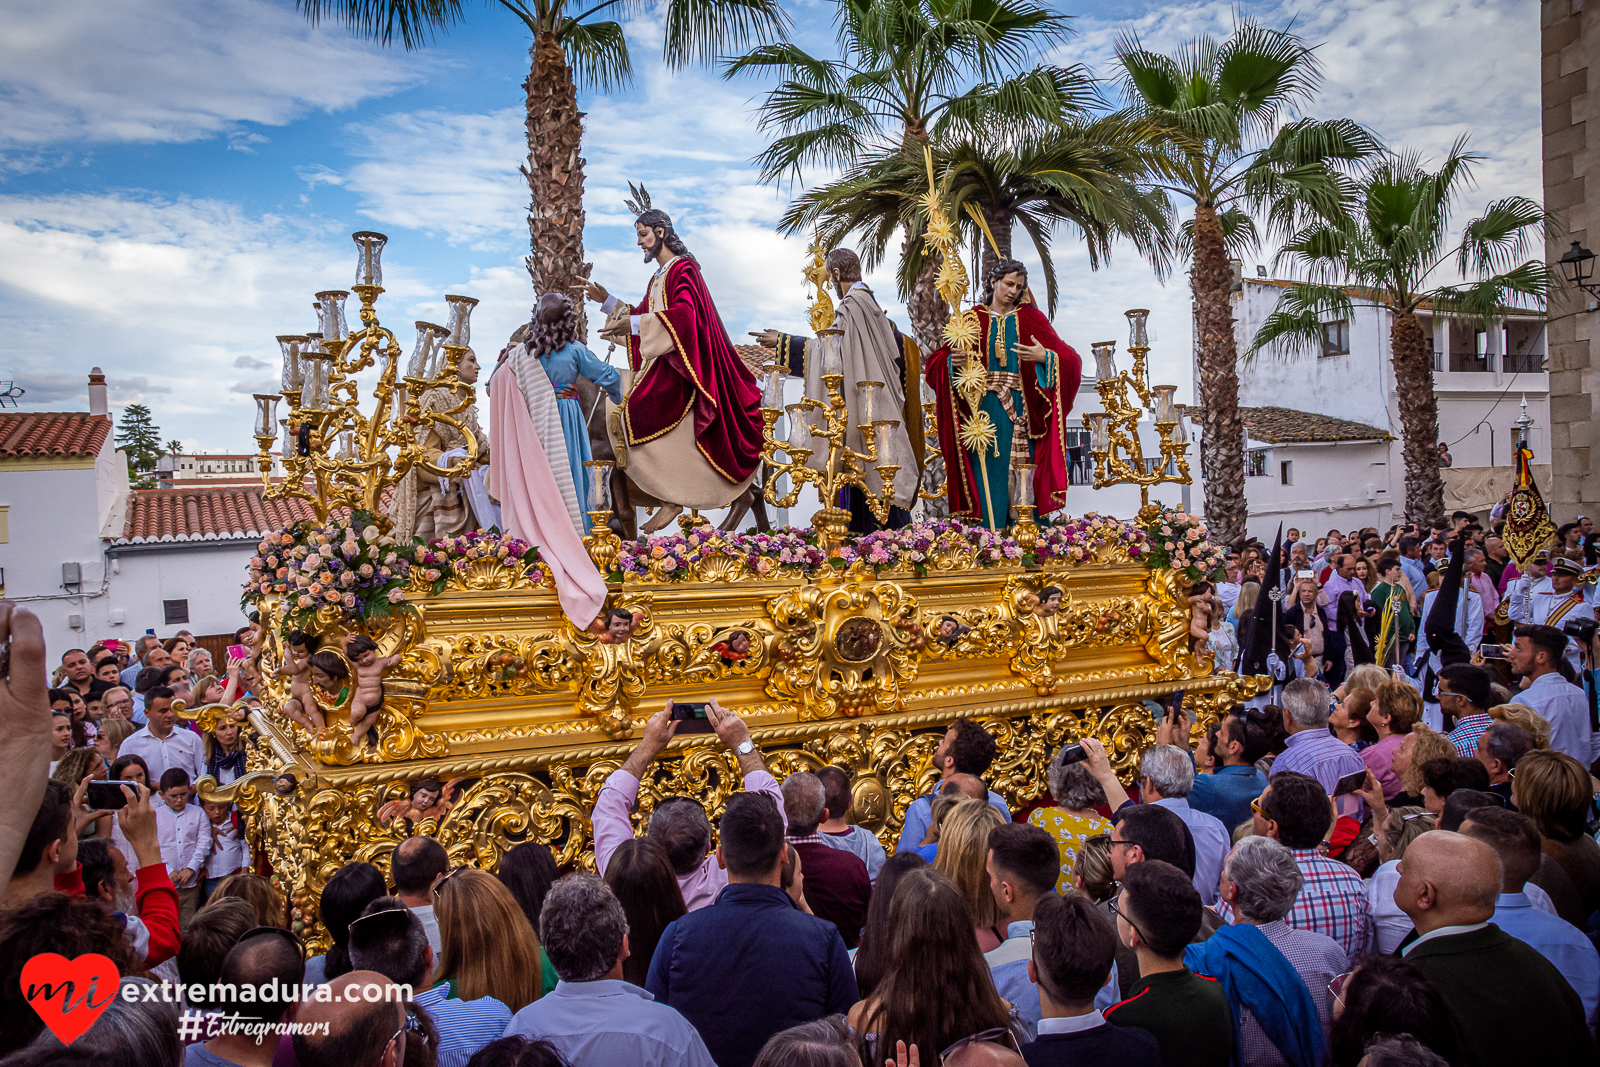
[254,232,482,526]
[1084,310,1192,525]
[757,329,902,554]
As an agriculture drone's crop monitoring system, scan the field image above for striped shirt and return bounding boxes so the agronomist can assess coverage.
[1218,849,1369,959]
[1447,713,1495,758]
[412,984,511,1067]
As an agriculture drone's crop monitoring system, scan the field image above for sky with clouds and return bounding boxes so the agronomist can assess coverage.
[0,0,1540,452]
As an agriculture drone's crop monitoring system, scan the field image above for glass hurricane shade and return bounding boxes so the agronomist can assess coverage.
[1013,464,1036,507]
[857,381,880,425]
[1125,309,1150,349]
[763,367,784,409]
[815,329,844,379]
[407,323,437,379]
[315,291,350,342]
[1152,385,1178,425]
[352,231,387,287]
[1091,342,1117,381]
[585,460,614,512]
[252,395,280,438]
[445,295,479,348]
[1086,412,1110,452]
[277,335,306,391]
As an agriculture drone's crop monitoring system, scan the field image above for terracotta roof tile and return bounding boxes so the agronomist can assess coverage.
[111,485,399,544]
[0,412,112,458]
[1193,406,1390,444]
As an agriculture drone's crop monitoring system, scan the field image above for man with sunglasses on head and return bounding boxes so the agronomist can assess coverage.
[188,925,307,1067]
[594,698,783,911]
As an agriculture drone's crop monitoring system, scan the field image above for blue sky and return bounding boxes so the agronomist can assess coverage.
[0,0,1540,452]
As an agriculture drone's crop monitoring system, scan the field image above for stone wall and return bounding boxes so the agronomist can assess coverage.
[1544,0,1600,517]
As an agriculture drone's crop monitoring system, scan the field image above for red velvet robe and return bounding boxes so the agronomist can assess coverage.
[621,257,763,484]
[926,303,1082,520]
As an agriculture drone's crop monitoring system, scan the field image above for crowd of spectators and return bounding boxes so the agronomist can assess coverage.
[5,507,1600,1067]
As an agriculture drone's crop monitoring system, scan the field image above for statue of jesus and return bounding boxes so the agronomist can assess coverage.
[583,186,761,533]
[925,258,1081,530]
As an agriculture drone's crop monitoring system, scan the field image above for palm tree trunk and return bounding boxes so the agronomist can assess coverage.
[1191,202,1247,546]
[1390,309,1445,524]
[523,33,590,339]
[905,226,950,354]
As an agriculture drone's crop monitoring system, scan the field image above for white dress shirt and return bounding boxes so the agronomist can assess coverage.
[1154,797,1230,906]
[203,817,251,878]
[120,725,206,786]
[155,801,211,877]
[1521,671,1594,765]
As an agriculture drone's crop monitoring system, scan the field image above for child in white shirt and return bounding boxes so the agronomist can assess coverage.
[154,769,210,929]
[201,799,252,897]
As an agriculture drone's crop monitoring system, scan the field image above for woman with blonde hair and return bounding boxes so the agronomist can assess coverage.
[1231,580,1261,627]
[210,872,283,927]
[933,797,1007,950]
[1362,681,1423,800]
[1364,806,1437,953]
[1514,749,1600,928]
[1393,724,1455,806]
[1488,703,1551,749]
[94,714,136,764]
[1072,834,1116,904]
[432,866,546,1011]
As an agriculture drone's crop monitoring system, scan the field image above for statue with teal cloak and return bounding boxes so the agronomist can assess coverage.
[527,292,623,533]
[925,258,1082,530]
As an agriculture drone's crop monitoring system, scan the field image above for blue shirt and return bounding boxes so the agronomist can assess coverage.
[504,979,716,1067]
[1399,556,1426,600]
[896,788,1012,854]
[1154,798,1230,906]
[1188,764,1268,834]
[985,919,1119,1042]
[647,883,858,1067]
[412,983,510,1067]
[1491,893,1600,1030]
[1270,728,1365,807]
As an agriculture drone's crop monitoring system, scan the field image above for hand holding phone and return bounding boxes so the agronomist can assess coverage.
[668,701,715,734]
[87,780,141,811]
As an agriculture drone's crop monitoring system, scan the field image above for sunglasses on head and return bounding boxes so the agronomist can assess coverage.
[940,1028,1021,1063]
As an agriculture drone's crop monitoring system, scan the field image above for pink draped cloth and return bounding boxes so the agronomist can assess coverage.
[489,362,608,627]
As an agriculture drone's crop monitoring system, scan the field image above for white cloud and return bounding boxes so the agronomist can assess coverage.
[0,0,425,154]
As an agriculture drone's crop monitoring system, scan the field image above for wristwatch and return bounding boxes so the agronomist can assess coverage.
[734,739,756,756]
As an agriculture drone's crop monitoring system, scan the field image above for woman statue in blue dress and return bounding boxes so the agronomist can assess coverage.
[529,292,623,532]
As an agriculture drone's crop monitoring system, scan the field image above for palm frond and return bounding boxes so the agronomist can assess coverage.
[296,0,463,49]
[661,0,788,69]
[561,19,631,92]
[1178,207,1259,262]
[1455,197,1549,277]
[1245,282,1355,360]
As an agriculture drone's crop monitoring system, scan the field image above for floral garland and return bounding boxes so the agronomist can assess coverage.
[610,515,1162,581]
[1134,510,1226,583]
[243,510,415,635]
[415,530,550,594]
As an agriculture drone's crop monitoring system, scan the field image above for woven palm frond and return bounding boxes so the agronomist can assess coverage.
[624,182,652,217]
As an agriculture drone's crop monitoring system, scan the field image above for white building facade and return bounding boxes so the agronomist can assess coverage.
[1200,279,1551,541]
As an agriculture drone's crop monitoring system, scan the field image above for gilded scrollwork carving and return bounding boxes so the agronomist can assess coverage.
[1143,566,1204,682]
[767,581,922,720]
[649,619,773,684]
[567,593,660,739]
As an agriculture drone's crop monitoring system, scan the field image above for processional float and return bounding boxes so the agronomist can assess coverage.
[191,169,1264,948]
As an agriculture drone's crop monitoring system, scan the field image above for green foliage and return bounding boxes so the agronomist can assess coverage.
[1114,19,1379,249]
[298,0,786,91]
[1247,142,1556,360]
[115,404,163,477]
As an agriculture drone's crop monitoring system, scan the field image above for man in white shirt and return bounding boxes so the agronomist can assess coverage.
[1215,550,1243,618]
[120,687,205,785]
[154,769,209,928]
[391,836,448,955]
[506,874,716,1067]
[1510,624,1594,764]
[1137,745,1230,905]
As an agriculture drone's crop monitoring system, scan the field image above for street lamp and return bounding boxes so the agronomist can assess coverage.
[1558,240,1598,297]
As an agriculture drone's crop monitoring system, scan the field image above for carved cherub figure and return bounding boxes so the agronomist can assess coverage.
[597,607,641,645]
[345,634,401,747]
[712,629,752,665]
[1035,585,1063,618]
[377,776,466,827]
[1188,582,1214,658]
[276,630,326,737]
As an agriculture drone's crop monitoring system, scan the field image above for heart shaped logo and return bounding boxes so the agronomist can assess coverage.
[20,953,122,1045]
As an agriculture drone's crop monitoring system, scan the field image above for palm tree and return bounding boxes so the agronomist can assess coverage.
[1115,21,1379,546]
[779,119,1171,319]
[298,0,786,335]
[726,0,1077,349]
[1247,142,1552,525]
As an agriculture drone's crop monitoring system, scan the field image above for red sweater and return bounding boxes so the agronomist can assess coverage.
[55,861,182,968]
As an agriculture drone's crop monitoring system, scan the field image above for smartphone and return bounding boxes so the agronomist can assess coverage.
[87,781,140,810]
[1169,690,1186,721]
[1057,743,1087,765]
[228,644,249,661]
[1480,644,1508,661]
[1332,769,1368,798]
[668,701,715,734]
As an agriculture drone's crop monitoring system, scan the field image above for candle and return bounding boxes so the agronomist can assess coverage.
[352,232,387,287]
[445,295,479,348]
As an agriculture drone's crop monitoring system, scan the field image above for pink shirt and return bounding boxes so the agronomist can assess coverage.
[1362,734,1406,801]
[1466,572,1500,626]
[593,766,785,911]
